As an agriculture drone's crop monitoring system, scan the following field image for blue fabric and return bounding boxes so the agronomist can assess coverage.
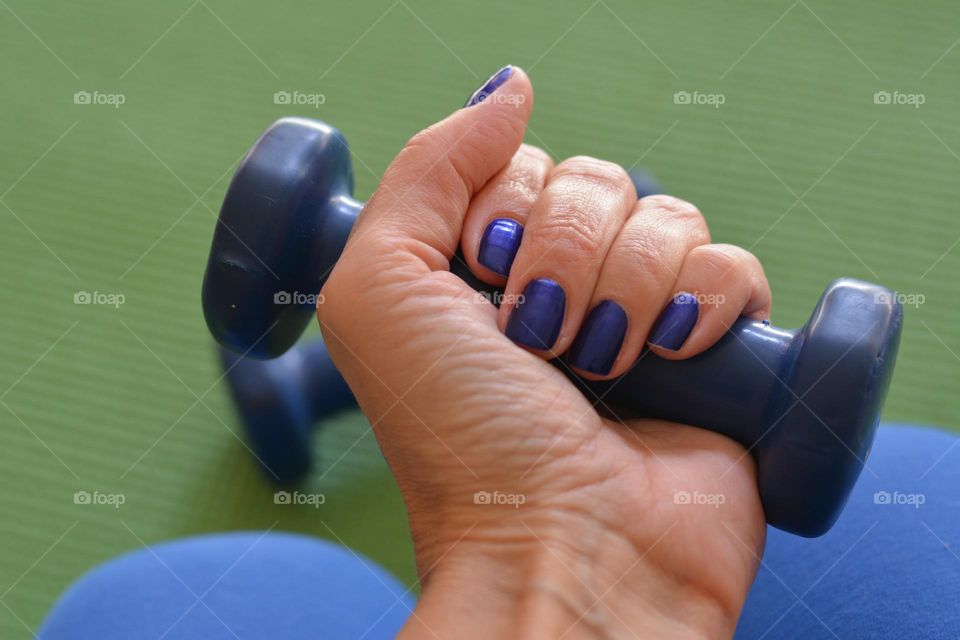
[39,531,413,640]
[40,424,958,638]
[736,423,960,639]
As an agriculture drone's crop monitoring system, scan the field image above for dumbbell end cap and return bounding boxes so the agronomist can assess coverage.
[760,278,903,536]
[203,118,354,359]
[219,345,314,484]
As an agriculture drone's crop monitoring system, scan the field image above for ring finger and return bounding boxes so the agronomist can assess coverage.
[566,195,711,378]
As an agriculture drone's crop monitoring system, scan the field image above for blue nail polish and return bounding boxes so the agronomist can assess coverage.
[464,65,514,107]
[478,218,523,276]
[568,301,628,375]
[505,278,565,350]
[649,293,699,351]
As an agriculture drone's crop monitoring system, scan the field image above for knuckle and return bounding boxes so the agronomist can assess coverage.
[390,127,447,180]
[500,159,548,204]
[518,143,552,165]
[399,124,447,162]
[501,174,540,206]
[554,156,633,193]
[399,113,524,196]
[389,126,469,205]
[688,244,747,277]
[638,195,709,243]
[640,195,703,221]
[534,208,605,258]
[610,229,675,287]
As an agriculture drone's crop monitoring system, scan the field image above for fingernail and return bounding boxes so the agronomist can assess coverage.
[478,218,523,276]
[505,278,565,350]
[464,65,514,107]
[568,301,628,375]
[649,293,699,351]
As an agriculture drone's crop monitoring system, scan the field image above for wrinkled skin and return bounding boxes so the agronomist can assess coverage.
[318,67,765,639]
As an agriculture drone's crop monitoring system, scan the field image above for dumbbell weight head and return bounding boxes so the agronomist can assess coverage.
[575,280,902,535]
[204,119,358,359]
[203,118,903,536]
[219,339,353,484]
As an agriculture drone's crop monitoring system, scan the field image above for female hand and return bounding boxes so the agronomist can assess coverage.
[318,66,770,639]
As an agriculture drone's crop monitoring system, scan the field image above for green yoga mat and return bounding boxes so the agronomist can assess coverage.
[1,0,958,633]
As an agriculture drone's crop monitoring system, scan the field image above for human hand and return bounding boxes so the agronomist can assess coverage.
[318,66,769,639]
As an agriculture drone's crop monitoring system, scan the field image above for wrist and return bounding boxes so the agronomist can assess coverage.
[400,502,737,639]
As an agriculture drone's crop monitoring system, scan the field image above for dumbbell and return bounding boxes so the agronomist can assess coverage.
[218,166,666,485]
[203,117,903,537]
[218,340,353,485]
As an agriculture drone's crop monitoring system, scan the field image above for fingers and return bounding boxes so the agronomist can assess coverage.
[460,144,554,283]
[566,196,710,377]
[498,157,638,355]
[647,244,771,361]
[345,65,534,272]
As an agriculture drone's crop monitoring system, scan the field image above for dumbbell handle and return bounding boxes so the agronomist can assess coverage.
[283,340,355,419]
[233,185,845,449]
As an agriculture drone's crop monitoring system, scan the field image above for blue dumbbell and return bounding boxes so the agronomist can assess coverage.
[217,166,666,486]
[203,118,902,537]
[218,340,353,485]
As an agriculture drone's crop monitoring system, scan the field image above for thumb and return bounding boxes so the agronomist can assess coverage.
[349,65,533,267]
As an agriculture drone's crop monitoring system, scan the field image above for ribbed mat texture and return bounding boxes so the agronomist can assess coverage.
[1,0,958,632]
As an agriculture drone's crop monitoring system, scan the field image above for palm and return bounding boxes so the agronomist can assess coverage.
[325,264,764,627]
[600,417,765,611]
[426,358,763,623]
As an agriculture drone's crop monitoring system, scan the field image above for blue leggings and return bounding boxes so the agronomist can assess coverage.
[40,424,959,639]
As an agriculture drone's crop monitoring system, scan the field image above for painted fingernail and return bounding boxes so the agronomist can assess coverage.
[649,293,699,351]
[478,218,523,276]
[568,300,628,375]
[505,278,566,350]
[464,65,514,107]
